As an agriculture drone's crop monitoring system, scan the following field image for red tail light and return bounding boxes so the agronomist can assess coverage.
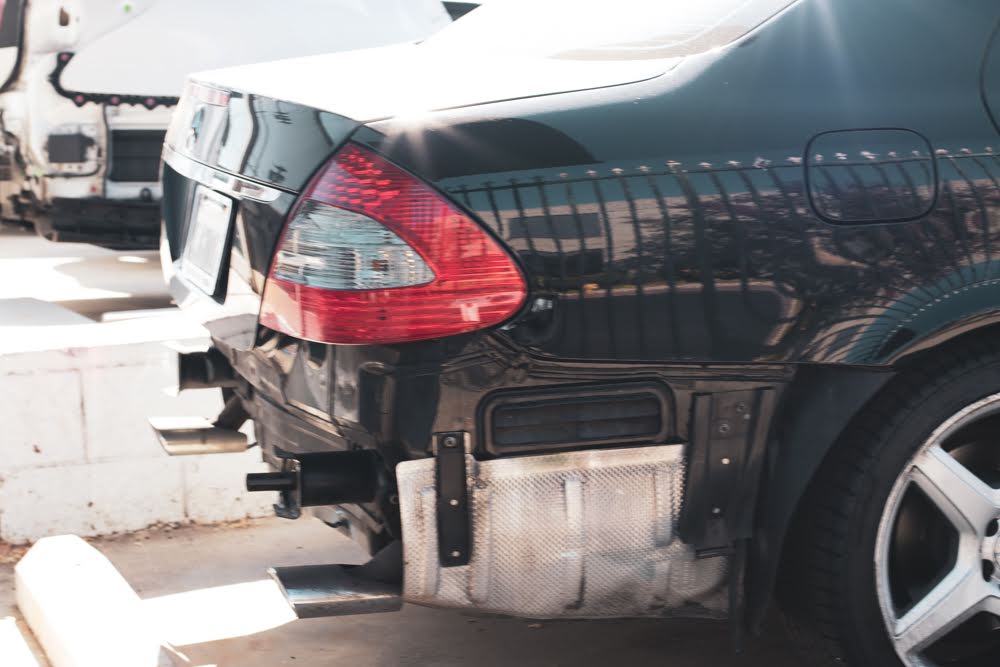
[259,143,527,345]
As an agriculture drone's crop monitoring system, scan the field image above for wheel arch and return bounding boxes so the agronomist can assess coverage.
[745,362,892,632]
[746,321,1000,632]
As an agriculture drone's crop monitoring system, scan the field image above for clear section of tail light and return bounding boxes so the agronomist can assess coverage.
[259,143,527,345]
[270,202,435,290]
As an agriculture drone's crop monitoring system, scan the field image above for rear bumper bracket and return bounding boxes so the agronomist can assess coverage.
[679,388,777,553]
[435,432,472,567]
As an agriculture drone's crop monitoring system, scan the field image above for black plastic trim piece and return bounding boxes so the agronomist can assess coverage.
[45,132,93,163]
[435,432,471,567]
[108,129,167,182]
[479,381,673,456]
[679,387,776,553]
[49,52,179,109]
[37,196,161,250]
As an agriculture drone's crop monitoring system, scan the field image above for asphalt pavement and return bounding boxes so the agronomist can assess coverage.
[94,518,802,667]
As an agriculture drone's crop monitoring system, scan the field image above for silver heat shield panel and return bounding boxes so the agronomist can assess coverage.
[396,445,728,619]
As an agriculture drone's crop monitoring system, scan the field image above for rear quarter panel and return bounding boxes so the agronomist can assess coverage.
[360,0,1000,366]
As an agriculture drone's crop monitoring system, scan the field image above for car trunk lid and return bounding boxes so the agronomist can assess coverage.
[186,43,675,129]
[160,40,675,352]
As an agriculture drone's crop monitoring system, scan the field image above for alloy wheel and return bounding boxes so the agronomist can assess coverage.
[875,394,1000,666]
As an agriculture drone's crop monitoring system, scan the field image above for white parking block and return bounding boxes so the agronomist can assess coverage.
[0,616,43,667]
[15,535,160,667]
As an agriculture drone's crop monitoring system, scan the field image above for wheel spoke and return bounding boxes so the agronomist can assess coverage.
[893,562,991,656]
[909,445,999,535]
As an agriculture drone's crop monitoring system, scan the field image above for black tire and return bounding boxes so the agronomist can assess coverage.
[780,341,1000,666]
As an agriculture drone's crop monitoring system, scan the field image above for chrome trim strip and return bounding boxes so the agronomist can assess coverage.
[161,144,289,202]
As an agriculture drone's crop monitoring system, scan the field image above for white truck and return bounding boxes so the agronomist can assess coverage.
[0,0,455,249]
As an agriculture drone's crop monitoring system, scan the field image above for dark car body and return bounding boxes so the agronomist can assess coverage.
[159,0,1000,638]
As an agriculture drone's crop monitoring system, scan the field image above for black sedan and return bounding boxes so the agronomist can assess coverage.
[154,1,1000,665]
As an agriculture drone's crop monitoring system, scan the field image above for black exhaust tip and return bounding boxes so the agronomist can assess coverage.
[245,450,386,519]
[246,471,297,492]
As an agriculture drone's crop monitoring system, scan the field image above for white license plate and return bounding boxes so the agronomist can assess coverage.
[180,187,234,296]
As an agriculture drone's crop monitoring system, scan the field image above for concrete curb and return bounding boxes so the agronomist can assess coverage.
[15,535,163,667]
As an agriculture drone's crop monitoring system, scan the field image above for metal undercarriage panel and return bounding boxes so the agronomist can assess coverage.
[396,445,728,619]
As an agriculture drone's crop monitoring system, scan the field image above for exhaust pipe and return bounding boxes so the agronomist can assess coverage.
[270,541,403,618]
[177,349,237,391]
[268,564,402,618]
[150,394,249,456]
[148,416,247,456]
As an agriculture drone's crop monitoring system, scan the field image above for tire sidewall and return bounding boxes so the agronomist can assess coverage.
[837,360,1000,666]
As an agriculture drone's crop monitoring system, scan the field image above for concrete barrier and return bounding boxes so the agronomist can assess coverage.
[0,298,274,544]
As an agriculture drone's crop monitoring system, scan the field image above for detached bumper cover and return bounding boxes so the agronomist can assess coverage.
[36,197,160,249]
[396,444,728,619]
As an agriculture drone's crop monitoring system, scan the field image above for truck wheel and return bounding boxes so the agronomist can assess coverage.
[784,343,1000,666]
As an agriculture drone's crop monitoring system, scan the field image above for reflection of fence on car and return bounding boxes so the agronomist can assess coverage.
[809,154,935,222]
[449,148,1000,363]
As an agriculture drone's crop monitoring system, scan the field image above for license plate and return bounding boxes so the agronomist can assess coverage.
[180,187,234,296]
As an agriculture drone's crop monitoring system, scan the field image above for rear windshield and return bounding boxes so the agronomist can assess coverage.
[426,0,798,61]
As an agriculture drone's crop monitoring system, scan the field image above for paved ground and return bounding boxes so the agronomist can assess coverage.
[0,224,170,320]
[4,518,803,667]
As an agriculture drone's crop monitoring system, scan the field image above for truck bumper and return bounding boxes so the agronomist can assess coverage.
[34,197,160,250]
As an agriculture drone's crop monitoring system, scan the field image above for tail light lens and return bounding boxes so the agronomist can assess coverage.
[259,143,527,345]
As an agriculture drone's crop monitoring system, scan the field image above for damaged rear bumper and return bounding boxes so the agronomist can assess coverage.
[154,339,793,621]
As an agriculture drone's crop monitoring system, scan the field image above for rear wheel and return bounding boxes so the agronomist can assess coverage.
[784,345,1000,666]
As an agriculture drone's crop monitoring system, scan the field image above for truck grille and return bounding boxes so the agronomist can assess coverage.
[108,130,166,182]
